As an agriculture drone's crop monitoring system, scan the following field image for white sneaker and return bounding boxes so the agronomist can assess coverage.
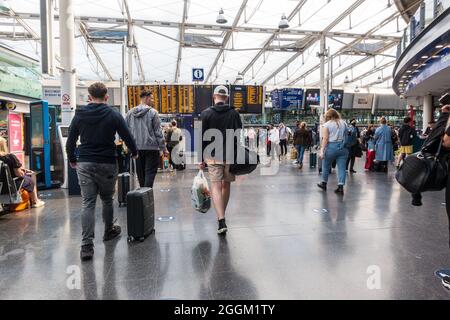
[32,200,45,208]
[292,160,299,165]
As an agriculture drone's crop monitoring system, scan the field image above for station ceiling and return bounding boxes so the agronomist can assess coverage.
[0,0,419,92]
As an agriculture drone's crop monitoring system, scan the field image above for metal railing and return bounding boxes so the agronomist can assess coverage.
[397,0,450,57]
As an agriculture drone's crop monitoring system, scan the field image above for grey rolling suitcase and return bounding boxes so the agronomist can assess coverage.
[127,187,155,242]
[117,172,130,207]
[126,159,155,242]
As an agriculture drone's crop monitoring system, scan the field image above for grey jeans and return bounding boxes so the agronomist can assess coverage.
[77,162,118,246]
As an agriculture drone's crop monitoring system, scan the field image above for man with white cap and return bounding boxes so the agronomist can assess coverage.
[200,85,243,235]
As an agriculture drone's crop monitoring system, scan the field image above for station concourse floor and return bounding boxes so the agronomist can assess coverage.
[1,157,450,300]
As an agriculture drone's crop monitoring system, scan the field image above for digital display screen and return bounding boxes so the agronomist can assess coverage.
[128,84,263,114]
[230,85,246,112]
[329,90,344,110]
[194,85,213,114]
[281,88,303,110]
[30,103,44,148]
[304,89,321,110]
[60,126,69,138]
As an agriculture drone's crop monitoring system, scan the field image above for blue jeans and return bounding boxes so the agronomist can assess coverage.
[321,142,349,186]
[295,145,307,164]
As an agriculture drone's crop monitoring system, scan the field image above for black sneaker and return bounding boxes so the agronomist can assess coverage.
[317,182,327,191]
[80,244,94,261]
[103,225,122,242]
[217,219,228,235]
[335,185,344,195]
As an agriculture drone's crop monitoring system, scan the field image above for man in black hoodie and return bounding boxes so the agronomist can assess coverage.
[200,85,243,235]
[66,82,138,261]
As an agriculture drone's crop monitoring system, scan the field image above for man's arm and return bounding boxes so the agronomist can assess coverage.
[151,112,167,152]
[116,114,138,157]
[66,116,80,165]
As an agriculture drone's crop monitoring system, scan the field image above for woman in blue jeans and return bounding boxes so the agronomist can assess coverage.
[317,108,349,195]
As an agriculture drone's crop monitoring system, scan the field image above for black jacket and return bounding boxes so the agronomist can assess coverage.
[398,124,416,146]
[201,103,243,162]
[66,103,138,164]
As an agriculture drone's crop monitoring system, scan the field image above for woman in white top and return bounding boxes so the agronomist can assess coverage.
[318,108,349,194]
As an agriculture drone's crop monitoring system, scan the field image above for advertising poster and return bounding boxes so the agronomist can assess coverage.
[353,93,374,109]
[8,112,24,164]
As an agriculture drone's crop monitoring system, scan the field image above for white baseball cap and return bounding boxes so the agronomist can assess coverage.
[213,85,229,97]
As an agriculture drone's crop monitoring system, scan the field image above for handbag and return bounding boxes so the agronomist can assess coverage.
[395,140,448,194]
[354,143,363,158]
[229,146,260,176]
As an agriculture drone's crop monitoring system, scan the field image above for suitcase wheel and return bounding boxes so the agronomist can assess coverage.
[139,237,145,242]
[127,236,134,243]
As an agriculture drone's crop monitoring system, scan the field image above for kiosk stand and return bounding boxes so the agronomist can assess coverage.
[29,101,61,190]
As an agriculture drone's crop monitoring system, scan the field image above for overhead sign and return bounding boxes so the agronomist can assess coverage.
[192,68,205,82]
[304,89,320,110]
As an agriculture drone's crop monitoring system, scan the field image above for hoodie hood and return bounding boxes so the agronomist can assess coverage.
[212,103,232,113]
[76,103,114,125]
[131,105,151,118]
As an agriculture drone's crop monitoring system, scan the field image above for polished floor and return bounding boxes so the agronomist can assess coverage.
[1,155,450,300]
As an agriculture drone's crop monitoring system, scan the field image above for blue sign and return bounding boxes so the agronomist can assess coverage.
[192,68,205,82]
[281,88,303,109]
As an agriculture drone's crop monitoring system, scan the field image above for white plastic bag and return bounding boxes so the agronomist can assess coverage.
[191,170,211,214]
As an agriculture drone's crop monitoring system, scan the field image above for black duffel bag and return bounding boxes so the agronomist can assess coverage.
[230,146,259,176]
[395,141,448,194]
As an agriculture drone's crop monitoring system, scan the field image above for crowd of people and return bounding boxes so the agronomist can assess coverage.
[64,81,450,265]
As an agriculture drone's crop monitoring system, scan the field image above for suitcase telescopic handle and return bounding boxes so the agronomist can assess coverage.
[130,158,137,191]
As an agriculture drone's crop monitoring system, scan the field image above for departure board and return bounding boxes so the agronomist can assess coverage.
[127,85,160,112]
[246,85,263,114]
[160,85,169,114]
[127,84,263,114]
[178,85,195,114]
[230,85,246,112]
[194,85,213,114]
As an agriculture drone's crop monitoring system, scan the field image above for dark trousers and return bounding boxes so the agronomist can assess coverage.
[136,150,160,188]
[347,155,356,171]
[267,142,272,156]
[280,139,288,156]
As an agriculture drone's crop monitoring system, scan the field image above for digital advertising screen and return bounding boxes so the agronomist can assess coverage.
[329,89,344,110]
[304,89,320,110]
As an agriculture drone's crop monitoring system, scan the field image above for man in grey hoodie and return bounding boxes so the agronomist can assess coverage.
[126,90,167,188]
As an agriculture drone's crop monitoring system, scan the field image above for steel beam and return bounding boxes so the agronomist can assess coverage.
[234,0,308,84]
[287,10,402,86]
[78,22,114,81]
[175,0,189,83]
[204,0,248,83]
[263,0,367,85]
[6,12,400,41]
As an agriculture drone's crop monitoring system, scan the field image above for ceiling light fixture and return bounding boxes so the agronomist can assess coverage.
[278,14,289,29]
[216,8,227,24]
